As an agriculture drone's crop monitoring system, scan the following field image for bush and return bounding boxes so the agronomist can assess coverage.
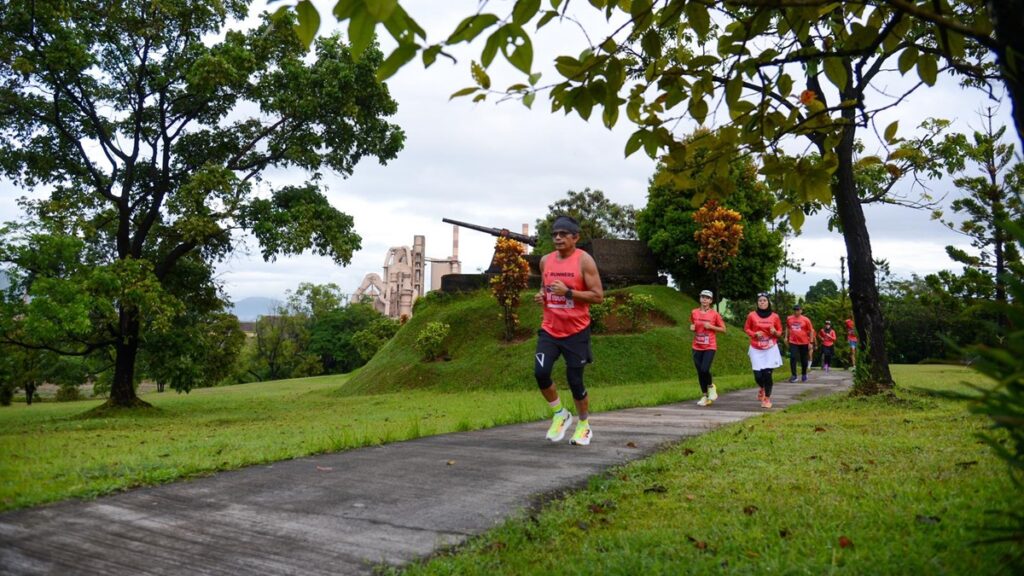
[54,385,81,402]
[415,321,450,361]
[589,299,613,334]
[621,293,655,332]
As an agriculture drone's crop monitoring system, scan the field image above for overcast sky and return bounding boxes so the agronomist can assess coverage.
[0,1,1012,306]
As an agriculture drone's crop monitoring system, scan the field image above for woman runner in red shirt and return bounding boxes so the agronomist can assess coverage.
[690,289,727,406]
[744,292,783,408]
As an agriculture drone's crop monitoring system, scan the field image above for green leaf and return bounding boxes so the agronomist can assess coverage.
[450,87,479,100]
[512,0,542,26]
[554,56,582,79]
[897,47,917,75]
[917,55,938,86]
[685,2,711,38]
[348,6,376,59]
[422,45,441,68]
[364,0,398,22]
[823,57,847,92]
[625,130,645,157]
[883,120,899,144]
[502,25,534,74]
[473,93,487,103]
[523,92,536,108]
[333,0,359,20]
[537,10,559,30]
[294,0,320,50]
[471,61,491,89]
[447,13,500,44]
[377,43,417,81]
[640,29,662,59]
[529,72,543,85]
[725,74,742,105]
[689,98,709,125]
[481,28,504,67]
[777,74,793,97]
[602,103,620,129]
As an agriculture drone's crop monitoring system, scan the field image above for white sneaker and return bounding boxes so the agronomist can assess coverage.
[697,395,710,406]
[708,384,718,401]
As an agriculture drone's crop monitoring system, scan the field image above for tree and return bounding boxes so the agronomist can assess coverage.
[490,237,531,341]
[533,188,637,254]
[351,316,401,362]
[308,302,390,373]
[805,279,840,303]
[309,0,1001,395]
[637,157,785,301]
[0,1,405,407]
[932,110,1024,321]
[692,200,745,300]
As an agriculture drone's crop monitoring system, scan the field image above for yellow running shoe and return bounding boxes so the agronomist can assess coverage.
[546,409,572,442]
[708,384,718,402]
[570,421,592,446]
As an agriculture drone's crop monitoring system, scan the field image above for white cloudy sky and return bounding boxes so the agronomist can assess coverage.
[0,1,1011,303]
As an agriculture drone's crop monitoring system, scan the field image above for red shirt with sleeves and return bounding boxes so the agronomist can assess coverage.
[541,249,590,338]
[690,307,725,351]
[818,328,837,346]
[845,319,858,343]
[745,311,782,350]
[786,315,814,345]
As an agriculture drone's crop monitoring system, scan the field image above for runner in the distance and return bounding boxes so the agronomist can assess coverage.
[744,292,783,409]
[845,318,858,370]
[818,320,837,373]
[786,304,815,382]
[690,289,727,406]
[533,215,604,446]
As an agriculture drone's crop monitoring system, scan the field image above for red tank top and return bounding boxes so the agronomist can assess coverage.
[541,249,590,338]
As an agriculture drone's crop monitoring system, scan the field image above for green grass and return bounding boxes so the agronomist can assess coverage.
[344,285,752,394]
[386,364,1021,575]
[0,367,757,512]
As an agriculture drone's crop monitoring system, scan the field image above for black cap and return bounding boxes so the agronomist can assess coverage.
[793,304,802,309]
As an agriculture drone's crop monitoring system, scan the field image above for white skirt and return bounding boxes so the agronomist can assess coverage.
[748,344,783,371]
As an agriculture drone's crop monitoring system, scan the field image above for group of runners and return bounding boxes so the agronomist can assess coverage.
[531,214,859,447]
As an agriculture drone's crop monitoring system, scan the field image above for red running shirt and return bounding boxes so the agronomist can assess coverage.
[818,328,837,346]
[786,315,814,345]
[541,249,590,338]
[690,308,725,351]
[845,319,858,342]
[745,311,782,350]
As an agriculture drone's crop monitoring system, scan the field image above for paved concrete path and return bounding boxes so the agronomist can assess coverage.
[0,371,851,575]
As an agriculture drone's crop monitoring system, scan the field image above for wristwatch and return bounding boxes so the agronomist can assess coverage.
[565,289,573,299]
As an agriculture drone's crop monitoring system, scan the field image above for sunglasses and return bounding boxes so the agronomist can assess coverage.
[552,230,575,238]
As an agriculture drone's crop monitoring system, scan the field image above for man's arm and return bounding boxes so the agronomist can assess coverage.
[571,251,604,304]
[532,254,549,304]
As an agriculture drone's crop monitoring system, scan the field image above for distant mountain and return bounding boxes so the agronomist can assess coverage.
[229,297,281,321]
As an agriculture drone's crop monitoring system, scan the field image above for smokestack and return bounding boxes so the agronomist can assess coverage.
[452,224,459,260]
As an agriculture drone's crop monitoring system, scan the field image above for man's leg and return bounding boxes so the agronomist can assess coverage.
[536,332,571,442]
[789,346,798,382]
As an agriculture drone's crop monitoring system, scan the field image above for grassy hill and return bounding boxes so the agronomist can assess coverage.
[343,285,753,396]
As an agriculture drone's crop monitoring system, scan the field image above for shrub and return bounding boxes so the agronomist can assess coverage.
[54,385,81,402]
[589,299,613,334]
[415,321,450,361]
[490,237,531,341]
[621,293,655,332]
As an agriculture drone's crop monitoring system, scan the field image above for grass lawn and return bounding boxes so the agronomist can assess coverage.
[0,369,754,512]
[392,365,1021,575]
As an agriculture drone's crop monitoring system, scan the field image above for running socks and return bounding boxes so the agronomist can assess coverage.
[548,398,563,415]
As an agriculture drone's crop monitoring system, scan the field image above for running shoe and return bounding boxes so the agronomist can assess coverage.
[697,395,710,407]
[801,375,808,382]
[788,375,798,383]
[708,384,718,402]
[546,409,572,442]
[570,421,592,446]
[761,398,773,409]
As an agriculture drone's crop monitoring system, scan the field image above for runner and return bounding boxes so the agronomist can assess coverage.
[533,215,604,446]
[845,318,858,370]
[744,292,783,409]
[818,320,837,373]
[786,304,815,382]
[690,289,727,406]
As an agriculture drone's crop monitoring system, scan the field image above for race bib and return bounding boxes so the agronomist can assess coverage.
[696,333,710,345]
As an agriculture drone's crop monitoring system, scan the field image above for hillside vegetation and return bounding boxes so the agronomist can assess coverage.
[343,285,753,395]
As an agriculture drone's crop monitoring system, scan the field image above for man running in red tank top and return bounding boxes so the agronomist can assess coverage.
[533,215,604,446]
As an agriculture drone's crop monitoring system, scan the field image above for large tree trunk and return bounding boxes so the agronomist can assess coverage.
[107,306,149,408]
[833,124,895,394]
[988,1,1024,148]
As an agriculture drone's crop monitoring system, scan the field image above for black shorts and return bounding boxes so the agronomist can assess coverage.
[535,326,593,371]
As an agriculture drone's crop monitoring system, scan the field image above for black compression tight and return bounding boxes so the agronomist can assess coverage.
[754,369,774,397]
